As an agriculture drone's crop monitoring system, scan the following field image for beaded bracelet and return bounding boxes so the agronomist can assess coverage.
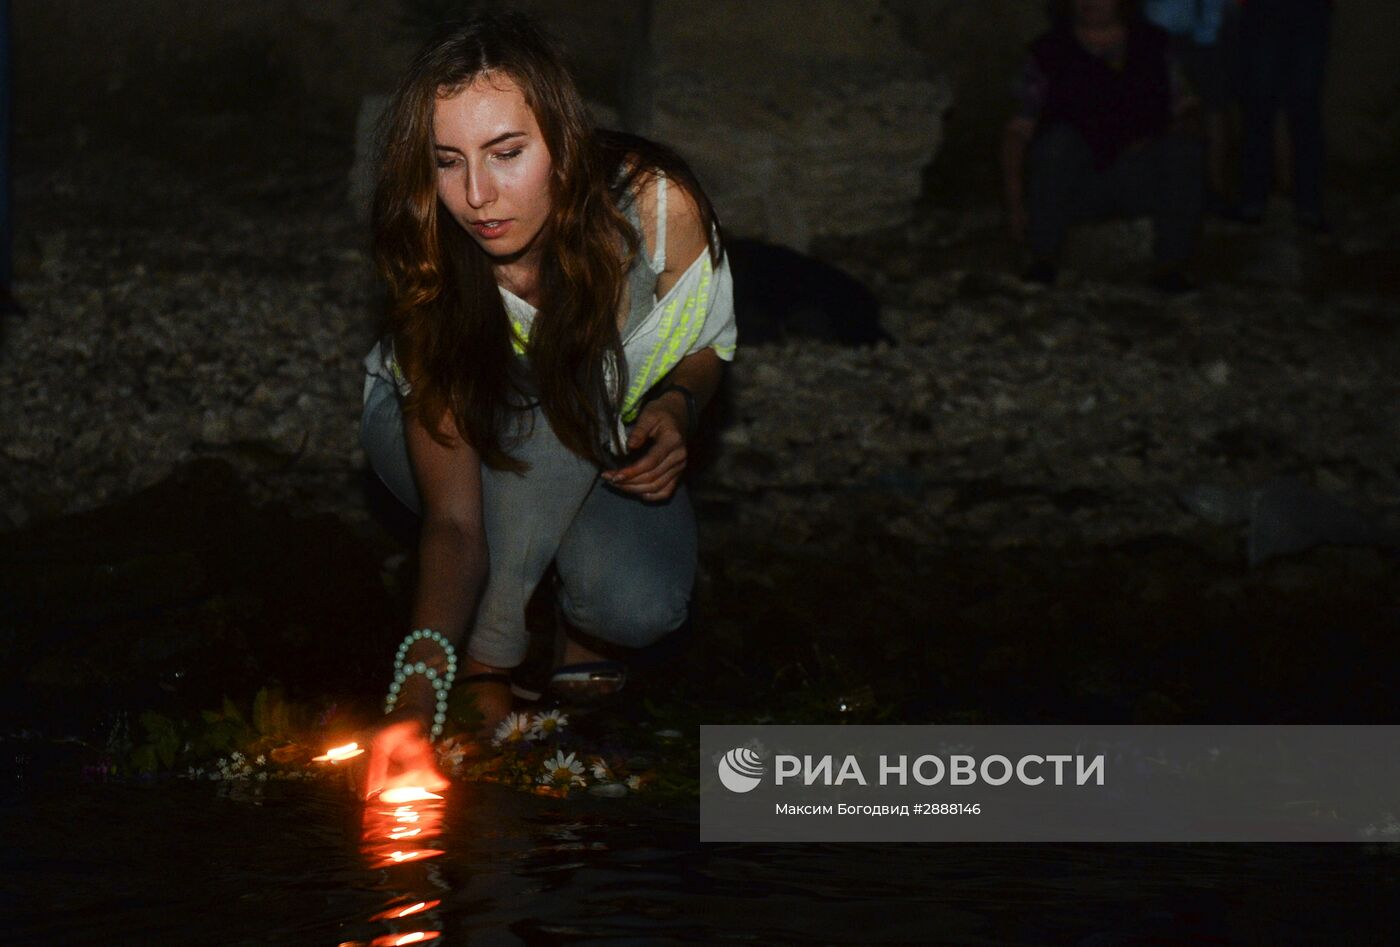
[383,628,458,740]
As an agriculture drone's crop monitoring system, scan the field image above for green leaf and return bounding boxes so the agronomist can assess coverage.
[221,696,245,725]
[207,719,245,754]
[156,732,178,768]
[253,687,291,738]
[130,744,158,774]
[140,711,176,744]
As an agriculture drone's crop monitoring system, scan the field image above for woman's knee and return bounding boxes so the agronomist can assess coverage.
[561,578,691,649]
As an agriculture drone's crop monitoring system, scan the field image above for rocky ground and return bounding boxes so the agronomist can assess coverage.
[3,126,1399,743]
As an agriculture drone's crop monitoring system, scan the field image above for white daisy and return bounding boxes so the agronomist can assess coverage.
[436,735,470,770]
[539,750,586,788]
[589,757,614,782]
[625,775,642,791]
[491,712,536,748]
[530,709,568,739]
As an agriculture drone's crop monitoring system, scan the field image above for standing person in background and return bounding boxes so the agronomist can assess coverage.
[1142,0,1239,212]
[1236,0,1333,232]
[1003,0,1203,294]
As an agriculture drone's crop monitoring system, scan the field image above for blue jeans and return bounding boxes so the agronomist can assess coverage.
[1026,125,1204,267]
[1239,0,1331,219]
[360,375,696,668]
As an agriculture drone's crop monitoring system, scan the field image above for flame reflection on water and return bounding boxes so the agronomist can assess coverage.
[351,788,448,945]
[369,900,441,921]
[370,932,440,946]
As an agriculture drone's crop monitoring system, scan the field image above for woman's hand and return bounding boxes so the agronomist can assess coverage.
[602,391,689,501]
[360,694,450,801]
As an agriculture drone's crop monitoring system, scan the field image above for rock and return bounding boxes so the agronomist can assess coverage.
[1203,360,1230,386]
[348,93,391,222]
[1248,478,1400,566]
[1062,218,1154,274]
[1178,484,1253,526]
[647,0,950,248]
[1243,232,1305,287]
[1,501,28,530]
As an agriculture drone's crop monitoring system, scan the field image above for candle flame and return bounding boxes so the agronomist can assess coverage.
[313,742,364,763]
[387,827,421,840]
[379,786,443,803]
[384,849,444,864]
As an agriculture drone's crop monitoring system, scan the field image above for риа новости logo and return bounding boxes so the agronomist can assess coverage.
[717,747,766,793]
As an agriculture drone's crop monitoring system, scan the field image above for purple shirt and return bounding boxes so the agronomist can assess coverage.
[1015,34,1189,123]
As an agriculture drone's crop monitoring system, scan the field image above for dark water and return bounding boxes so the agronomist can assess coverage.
[4,777,1396,945]
[5,467,1400,944]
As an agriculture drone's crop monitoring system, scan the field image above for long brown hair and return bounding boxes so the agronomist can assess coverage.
[372,12,720,471]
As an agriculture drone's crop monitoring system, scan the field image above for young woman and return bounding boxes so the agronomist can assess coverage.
[357,13,735,794]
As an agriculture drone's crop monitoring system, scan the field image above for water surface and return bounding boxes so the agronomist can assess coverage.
[5,778,1395,945]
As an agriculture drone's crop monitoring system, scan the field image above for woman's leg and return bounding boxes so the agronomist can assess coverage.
[554,480,697,650]
[468,407,602,669]
[361,375,601,670]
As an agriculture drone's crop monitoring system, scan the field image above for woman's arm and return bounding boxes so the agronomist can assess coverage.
[363,406,487,797]
[394,407,489,718]
[605,347,722,500]
[605,175,725,500]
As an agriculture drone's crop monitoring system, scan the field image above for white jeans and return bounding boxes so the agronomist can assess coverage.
[360,375,696,667]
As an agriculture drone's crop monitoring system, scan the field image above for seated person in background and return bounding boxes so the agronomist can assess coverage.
[1002,0,1203,293]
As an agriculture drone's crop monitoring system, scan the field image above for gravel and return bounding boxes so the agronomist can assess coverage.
[4,147,1398,556]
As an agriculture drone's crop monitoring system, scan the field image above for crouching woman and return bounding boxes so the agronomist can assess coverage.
[357,13,736,794]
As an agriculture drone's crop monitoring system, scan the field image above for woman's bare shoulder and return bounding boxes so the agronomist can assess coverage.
[631,165,708,277]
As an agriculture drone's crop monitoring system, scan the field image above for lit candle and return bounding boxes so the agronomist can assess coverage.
[379,787,443,803]
[313,742,365,763]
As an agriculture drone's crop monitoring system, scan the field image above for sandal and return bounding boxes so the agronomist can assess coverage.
[547,660,628,706]
[548,588,627,706]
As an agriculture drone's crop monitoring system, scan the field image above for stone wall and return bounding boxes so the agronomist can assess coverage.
[643,0,950,246]
[13,0,1400,193]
